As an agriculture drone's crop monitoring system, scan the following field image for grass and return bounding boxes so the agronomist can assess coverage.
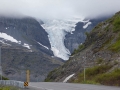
[72,44,85,55]
[96,58,104,64]
[44,68,58,82]
[72,65,120,86]
[108,40,120,52]
[95,69,120,86]
[74,65,112,82]
[113,15,120,32]
[81,80,100,85]
[0,76,9,80]
[0,85,20,90]
[105,25,109,31]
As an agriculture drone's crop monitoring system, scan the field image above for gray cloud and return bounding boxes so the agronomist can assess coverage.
[0,0,120,19]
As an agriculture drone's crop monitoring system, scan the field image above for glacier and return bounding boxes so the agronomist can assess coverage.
[41,18,91,60]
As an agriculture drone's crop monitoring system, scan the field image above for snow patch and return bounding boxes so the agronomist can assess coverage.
[83,21,92,29]
[23,43,31,49]
[0,32,18,43]
[63,74,75,83]
[37,42,49,49]
[18,41,21,44]
[0,40,11,46]
[0,32,31,50]
[5,27,9,29]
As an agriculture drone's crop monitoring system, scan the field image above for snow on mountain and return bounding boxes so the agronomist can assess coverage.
[83,21,92,29]
[0,32,31,49]
[0,32,19,43]
[23,43,31,49]
[37,42,49,49]
[41,18,91,60]
[0,40,11,46]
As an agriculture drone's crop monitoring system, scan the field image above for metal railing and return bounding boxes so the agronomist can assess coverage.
[0,80,25,88]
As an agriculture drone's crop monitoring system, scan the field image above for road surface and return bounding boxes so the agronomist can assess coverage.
[23,82,120,90]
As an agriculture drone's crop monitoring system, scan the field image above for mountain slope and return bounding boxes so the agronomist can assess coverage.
[45,12,120,84]
[0,17,63,81]
[0,17,53,55]
[65,17,108,53]
[2,46,63,81]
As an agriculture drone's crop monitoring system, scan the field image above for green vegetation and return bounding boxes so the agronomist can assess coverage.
[108,40,120,52]
[85,32,89,37]
[95,69,120,86]
[44,68,58,82]
[0,85,19,90]
[96,58,104,64]
[114,60,119,65]
[0,76,9,80]
[113,15,120,32]
[105,25,109,31]
[72,44,85,55]
[72,65,120,86]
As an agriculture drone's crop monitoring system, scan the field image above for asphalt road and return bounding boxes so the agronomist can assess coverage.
[23,82,120,90]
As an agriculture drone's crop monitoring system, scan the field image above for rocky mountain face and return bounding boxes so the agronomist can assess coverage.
[45,12,120,82]
[64,17,109,53]
[0,17,53,55]
[1,46,63,81]
[0,17,63,81]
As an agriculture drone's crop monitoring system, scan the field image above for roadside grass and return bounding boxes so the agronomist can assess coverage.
[73,65,120,86]
[0,85,20,90]
[0,76,9,80]
[95,69,120,86]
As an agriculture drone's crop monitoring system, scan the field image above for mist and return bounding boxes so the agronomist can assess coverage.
[0,0,120,19]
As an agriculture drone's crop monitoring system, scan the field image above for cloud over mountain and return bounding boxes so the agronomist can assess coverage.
[0,0,120,19]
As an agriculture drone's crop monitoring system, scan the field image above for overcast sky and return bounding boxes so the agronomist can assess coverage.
[0,0,120,19]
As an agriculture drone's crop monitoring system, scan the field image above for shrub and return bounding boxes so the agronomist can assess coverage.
[85,32,89,37]
[85,65,112,77]
[108,40,120,52]
[73,65,120,86]
[113,16,120,32]
[96,58,103,64]
[0,75,9,80]
[72,44,85,55]
[95,69,120,86]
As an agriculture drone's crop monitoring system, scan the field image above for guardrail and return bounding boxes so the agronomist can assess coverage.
[0,80,24,88]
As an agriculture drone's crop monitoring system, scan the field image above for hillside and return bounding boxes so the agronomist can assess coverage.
[45,11,120,86]
[65,17,108,53]
[0,17,63,81]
